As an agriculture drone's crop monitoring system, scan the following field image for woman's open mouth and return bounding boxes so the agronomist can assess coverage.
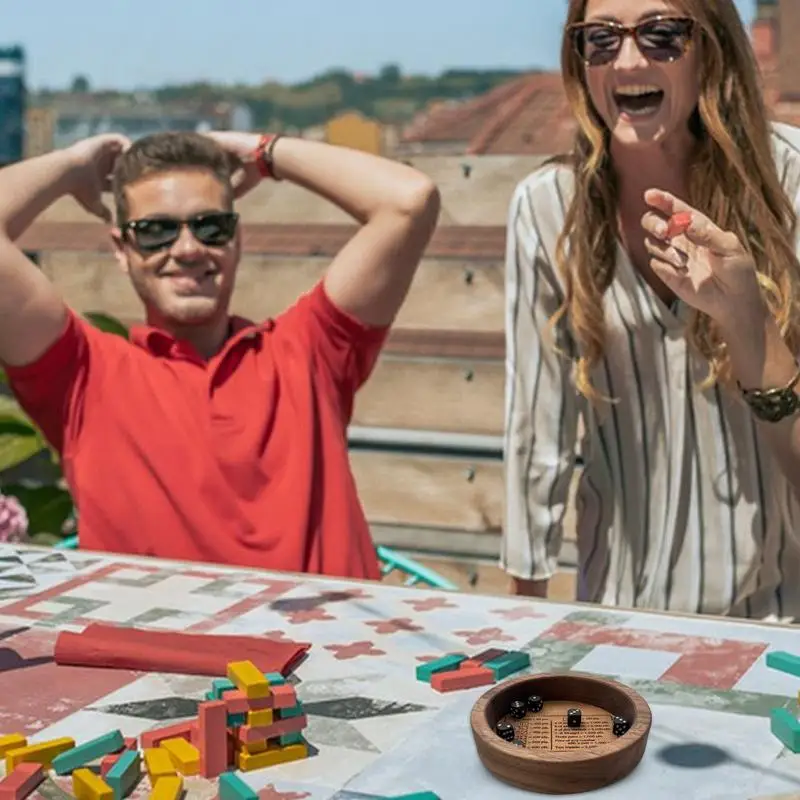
[614,84,665,119]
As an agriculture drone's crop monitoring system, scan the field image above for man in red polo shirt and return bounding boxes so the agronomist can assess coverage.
[0,131,440,579]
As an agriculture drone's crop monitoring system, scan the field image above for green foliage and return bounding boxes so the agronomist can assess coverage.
[0,312,130,544]
[47,66,531,131]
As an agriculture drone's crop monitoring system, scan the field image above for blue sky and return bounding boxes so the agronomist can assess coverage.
[5,0,756,90]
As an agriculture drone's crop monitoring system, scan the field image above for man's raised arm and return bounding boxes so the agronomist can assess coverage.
[206,132,440,327]
[0,135,128,367]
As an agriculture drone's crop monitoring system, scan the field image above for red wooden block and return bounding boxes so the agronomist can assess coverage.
[0,762,45,800]
[123,736,138,751]
[460,659,482,670]
[140,719,196,748]
[237,714,307,744]
[430,666,496,693]
[220,689,273,715]
[198,700,229,779]
[270,684,298,709]
[666,211,692,239]
[473,648,507,664]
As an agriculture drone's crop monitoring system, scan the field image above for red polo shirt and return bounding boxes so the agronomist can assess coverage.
[6,282,387,580]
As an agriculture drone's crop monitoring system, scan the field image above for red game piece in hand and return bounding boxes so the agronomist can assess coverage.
[666,211,692,239]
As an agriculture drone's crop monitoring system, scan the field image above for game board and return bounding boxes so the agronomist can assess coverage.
[1,544,800,798]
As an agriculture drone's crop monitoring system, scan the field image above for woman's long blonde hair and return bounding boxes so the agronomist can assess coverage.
[555,0,800,401]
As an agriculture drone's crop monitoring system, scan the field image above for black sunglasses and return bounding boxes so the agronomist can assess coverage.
[569,16,695,67]
[122,211,240,253]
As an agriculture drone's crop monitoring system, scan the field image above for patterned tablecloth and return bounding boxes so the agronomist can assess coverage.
[1,544,800,799]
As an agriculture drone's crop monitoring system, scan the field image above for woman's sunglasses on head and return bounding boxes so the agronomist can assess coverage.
[569,16,695,67]
[122,212,240,253]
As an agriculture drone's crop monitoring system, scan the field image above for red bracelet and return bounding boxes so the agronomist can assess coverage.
[254,133,281,180]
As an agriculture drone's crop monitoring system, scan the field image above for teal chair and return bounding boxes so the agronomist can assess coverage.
[54,534,457,590]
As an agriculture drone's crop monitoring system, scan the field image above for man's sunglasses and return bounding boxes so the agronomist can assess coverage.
[122,212,240,253]
[568,16,695,68]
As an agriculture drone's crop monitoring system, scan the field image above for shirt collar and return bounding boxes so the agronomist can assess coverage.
[129,316,274,361]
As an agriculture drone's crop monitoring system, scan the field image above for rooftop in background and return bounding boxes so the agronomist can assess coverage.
[399,72,575,157]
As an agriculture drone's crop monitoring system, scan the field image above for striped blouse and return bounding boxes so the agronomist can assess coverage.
[503,122,800,622]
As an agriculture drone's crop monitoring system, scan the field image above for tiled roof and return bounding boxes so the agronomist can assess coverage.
[19,222,507,261]
[402,73,577,156]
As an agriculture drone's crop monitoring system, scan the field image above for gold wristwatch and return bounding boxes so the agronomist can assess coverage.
[739,366,800,422]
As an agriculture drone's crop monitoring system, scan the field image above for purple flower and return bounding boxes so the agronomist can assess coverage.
[0,493,28,543]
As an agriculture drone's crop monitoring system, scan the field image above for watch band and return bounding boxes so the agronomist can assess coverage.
[254,133,283,181]
[739,366,800,423]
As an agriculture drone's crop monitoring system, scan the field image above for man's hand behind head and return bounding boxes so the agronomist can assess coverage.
[202,131,262,199]
[66,134,131,223]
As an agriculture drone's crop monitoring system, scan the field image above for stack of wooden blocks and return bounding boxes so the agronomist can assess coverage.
[0,659,308,799]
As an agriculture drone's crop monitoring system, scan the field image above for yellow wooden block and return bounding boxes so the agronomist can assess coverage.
[160,737,199,775]
[246,709,274,727]
[226,660,270,699]
[143,747,176,781]
[0,734,26,757]
[5,736,75,771]
[73,766,113,800]
[241,739,269,755]
[148,774,183,799]
[236,742,308,772]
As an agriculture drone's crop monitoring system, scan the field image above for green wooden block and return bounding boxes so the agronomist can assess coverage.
[212,678,236,699]
[279,732,305,746]
[219,772,258,800]
[278,702,304,719]
[227,712,247,726]
[52,729,125,775]
[204,690,215,701]
[485,650,531,680]
[416,654,466,683]
[265,672,286,685]
[771,707,800,753]
[766,651,800,680]
[105,749,141,800]
[390,793,441,799]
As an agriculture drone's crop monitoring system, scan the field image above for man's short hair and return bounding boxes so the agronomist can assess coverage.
[112,132,237,224]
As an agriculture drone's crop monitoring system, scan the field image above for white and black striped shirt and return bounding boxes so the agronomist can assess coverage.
[503,122,800,621]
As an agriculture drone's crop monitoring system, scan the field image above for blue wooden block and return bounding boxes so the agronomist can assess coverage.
[771,707,800,753]
[219,771,258,800]
[52,729,125,775]
[264,672,286,685]
[204,690,215,701]
[211,678,236,699]
[278,702,304,719]
[415,654,466,683]
[105,749,141,800]
[279,732,305,746]
[766,651,800,680]
[227,712,247,726]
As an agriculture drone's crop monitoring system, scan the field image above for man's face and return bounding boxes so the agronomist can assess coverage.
[112,169,240,329]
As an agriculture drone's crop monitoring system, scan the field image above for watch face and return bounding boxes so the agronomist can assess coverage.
[747,388,800,423]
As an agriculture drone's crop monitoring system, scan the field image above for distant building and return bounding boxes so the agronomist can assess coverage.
[0,46,26,166]
[325,111,384,155]
[25,97,253,157]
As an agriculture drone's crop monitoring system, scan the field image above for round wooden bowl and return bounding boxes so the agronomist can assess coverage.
[470,672,652,795]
